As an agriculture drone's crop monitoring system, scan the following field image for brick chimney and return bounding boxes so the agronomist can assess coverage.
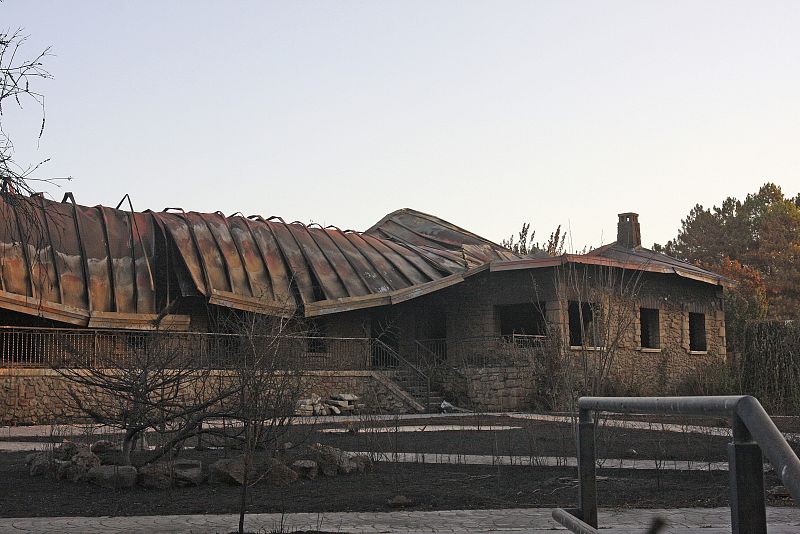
[617,212,641,248]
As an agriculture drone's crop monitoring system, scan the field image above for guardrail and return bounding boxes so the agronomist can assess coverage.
[0,326,374,370]
[553,395,800,534]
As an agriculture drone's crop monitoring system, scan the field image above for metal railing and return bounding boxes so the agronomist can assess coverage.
[374,338,431,410]
[0,326,375,370]
[415,338,447,369]
[447,334,550,367]
[554,395,800,534]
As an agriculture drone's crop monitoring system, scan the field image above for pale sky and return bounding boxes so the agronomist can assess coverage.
[3,1,799,250]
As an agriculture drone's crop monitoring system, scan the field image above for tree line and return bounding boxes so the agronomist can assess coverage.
[653,183,800,351]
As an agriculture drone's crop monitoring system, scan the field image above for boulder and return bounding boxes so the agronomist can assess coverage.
[28,453,51,476]
[90,440,116,454]
[52,441,81,461]
[330,393,359,402]
[263,458,298,487]
[291,459,318,480]
[138,459,204,489]
[292,444,370,476]
[87,465,138,489]
[95,449,125,465]
[209,456,257,485]
[55,449,101,482]
[348,453,373,474]
[173,459,204,486]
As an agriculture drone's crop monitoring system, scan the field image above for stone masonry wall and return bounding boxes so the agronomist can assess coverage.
[437,366,535,412]
[0,368,413,426]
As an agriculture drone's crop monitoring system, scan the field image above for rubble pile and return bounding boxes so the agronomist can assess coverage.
[26,439,372,490]
[295,393,363,416]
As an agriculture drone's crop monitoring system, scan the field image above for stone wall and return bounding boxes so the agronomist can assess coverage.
[436,365,536,412]
[0,368,414,426]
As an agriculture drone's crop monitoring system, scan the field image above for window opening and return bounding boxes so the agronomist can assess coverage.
[640,308,660,349]
[306,318,328,353]
[689,312,707,352]
[568,301,600,347]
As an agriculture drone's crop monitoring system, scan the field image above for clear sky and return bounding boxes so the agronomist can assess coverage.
[3,1,799,250]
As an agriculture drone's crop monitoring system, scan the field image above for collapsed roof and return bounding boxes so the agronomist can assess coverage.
[0,195,727,329]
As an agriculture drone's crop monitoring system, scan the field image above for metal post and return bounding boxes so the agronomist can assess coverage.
[728,416,766,534]
[577,408,598,528]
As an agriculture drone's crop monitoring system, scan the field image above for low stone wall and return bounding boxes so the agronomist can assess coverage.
[437,366,536,412]
[0,368,414,426]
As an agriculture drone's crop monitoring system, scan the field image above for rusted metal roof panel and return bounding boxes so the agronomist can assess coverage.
[1,194,726,326]
[0,194,168,325]
[227,217,274,302]
[243,218,294,304]
[367,208,518,264]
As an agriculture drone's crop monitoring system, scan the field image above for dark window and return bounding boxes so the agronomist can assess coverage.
[640,308,660,349]
[497,303,547,337]
[568,301,599,347]
[307,318,327,353]
[689,312,707,352]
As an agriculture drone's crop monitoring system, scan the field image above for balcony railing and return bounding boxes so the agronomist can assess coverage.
[0,326,375,370]
[445,334,550,368]
[0,327,552,370]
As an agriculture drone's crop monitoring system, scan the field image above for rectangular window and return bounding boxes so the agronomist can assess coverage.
[639,308,660,349]
[688,312,707,352]
[568,301,600,347]
[497,303,547,337]
[306,318,328,353]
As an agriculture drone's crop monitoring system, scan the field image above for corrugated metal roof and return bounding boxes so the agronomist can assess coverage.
[152,210,464,316]
[490,242,733,287]
[0,195,475,325]
[0,194,728,328]
[367,208,519,267]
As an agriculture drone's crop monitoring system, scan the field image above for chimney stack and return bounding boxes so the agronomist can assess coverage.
[617,213,641,248]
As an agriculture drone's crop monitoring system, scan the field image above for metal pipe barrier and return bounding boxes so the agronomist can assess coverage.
[553,395,800,534]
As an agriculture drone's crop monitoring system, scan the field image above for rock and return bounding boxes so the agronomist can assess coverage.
[137,463,172,490]
[263,458,298,486]
[293,444,371,476]
[72,449,101,470]
[87,465,138,489]
[325,399,352,408]
[52,441,81,461]
[327,405,341,415]
[209,456,258,485]
[769,485,792,498]
[348,453,373,474]
[209,456,295,486]
[138,459,203,489]
[55,460,82,482]
[387,494,413,508]
[292,459,318,480]
[95,449,125,465]
[28,453,51,476]
[90,440,116,454]
[56,449,102,482]
[173,459,204,486]
[330,393,359,401]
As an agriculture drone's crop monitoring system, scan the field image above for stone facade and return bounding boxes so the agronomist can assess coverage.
[0,368,415,425]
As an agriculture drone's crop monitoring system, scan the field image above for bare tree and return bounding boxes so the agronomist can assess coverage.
[553,262,645,404]
[0,28,53,193]
[54,325,238,466]
[212,310,307,534]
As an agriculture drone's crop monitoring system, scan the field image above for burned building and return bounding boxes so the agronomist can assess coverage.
[0,192,730,419]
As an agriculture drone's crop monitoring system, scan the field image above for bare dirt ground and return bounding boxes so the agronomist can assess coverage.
[0,414,795,517]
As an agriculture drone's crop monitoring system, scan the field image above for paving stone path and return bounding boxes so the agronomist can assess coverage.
[1,507,799,533]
